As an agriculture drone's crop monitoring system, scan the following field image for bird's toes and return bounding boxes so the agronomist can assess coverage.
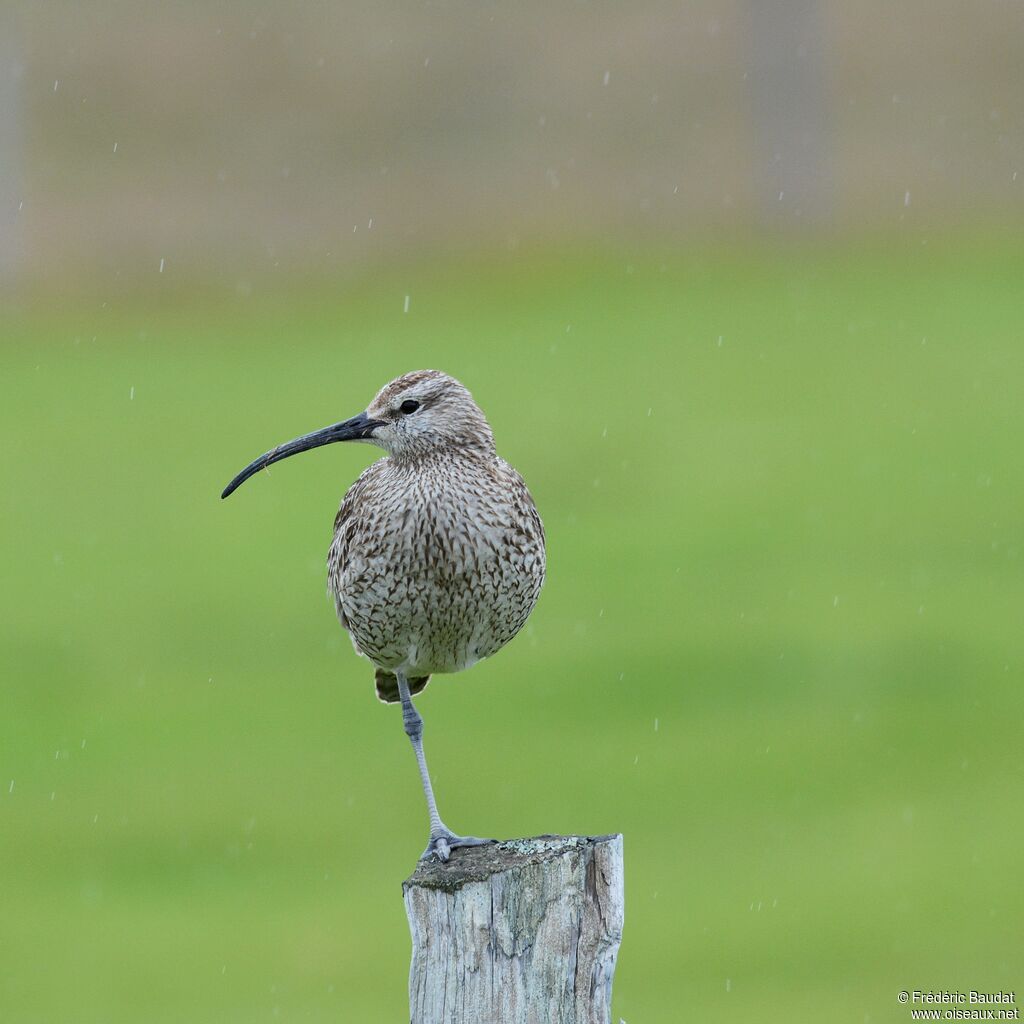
[447,835,494,850]
[421,831,497,862]
[420,835,452,862]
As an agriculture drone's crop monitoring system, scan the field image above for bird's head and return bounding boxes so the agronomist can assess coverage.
[221,370,493,499]
[365,370,493,459]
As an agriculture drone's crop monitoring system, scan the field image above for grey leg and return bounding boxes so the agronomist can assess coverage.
[396,672,493,862]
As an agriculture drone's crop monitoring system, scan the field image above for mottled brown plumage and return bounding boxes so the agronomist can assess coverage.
[327,373,545,699]
[221,369,545,861]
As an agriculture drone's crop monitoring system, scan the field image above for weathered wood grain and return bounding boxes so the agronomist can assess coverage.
[403,834,624,1024]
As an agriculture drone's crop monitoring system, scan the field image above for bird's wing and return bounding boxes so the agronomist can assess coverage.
[501,458,546,550]
[327,461,380,629]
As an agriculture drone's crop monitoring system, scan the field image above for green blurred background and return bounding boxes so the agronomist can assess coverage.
[2,4,1023,1023]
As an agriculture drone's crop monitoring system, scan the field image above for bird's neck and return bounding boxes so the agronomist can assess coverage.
[389,438,496,468]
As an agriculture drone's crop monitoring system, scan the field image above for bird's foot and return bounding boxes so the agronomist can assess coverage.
[420,829,495,863]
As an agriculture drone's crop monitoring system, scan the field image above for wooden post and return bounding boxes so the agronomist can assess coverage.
[403,834,624,1024]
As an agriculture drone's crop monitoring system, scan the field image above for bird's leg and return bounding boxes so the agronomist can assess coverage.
[396,672,494,862]
[397,677,444,837]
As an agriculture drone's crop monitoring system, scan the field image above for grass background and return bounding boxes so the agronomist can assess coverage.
[2,237,1022,1022]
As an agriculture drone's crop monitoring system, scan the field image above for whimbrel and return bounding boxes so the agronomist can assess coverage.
[222,371,546,860]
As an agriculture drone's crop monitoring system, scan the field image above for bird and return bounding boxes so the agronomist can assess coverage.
[221,370,546,861]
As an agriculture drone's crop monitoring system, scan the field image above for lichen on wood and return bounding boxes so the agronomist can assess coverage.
[403,834,624,1024]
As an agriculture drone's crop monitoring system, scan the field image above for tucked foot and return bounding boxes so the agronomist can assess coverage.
[420,830,495,863]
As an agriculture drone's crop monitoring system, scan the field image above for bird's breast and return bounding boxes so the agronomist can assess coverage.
[326,456,545,676]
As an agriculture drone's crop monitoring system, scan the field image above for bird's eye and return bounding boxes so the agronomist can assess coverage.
[399,399,420,415]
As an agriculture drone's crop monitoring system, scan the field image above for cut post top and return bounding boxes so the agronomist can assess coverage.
[403,833,622,893]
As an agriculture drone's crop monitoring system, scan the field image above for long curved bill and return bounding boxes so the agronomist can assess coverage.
[221,411,384,499]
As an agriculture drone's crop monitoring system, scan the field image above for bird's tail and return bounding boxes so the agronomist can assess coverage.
[375,669,431,704]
